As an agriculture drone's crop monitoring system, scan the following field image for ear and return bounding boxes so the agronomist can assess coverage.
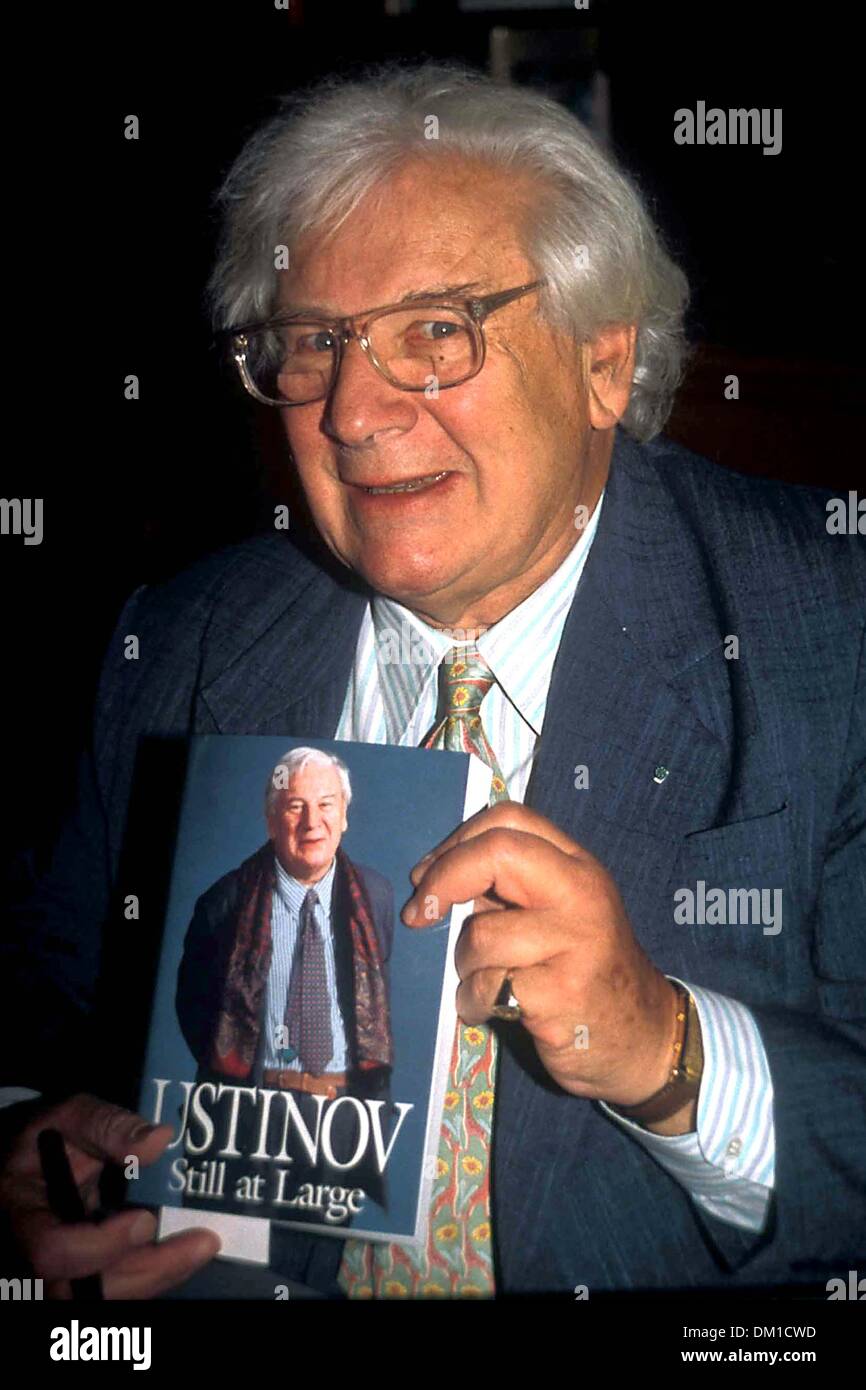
[583,323,638,429]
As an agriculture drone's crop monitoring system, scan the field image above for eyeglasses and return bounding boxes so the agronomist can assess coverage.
[221,279,545,407]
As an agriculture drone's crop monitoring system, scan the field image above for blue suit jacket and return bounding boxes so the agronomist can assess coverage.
[4,428,865,1293]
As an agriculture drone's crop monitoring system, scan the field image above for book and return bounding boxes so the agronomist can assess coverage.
[133,734,490,1262]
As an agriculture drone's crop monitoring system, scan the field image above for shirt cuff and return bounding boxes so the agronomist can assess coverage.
[598,979,775,1233]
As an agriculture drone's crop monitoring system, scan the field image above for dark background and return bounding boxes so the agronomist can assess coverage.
[2,0,862,876]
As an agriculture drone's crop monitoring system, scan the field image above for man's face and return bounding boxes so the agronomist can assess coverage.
[267,762,348,884]
[276,156,608,629]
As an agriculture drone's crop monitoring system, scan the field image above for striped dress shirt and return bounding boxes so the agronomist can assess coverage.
[334,491,775,1234]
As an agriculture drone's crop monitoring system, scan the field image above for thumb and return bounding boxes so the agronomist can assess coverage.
[52,1093,174,1167]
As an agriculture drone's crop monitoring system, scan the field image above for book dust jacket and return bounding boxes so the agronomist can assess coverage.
[133,735,490,1263]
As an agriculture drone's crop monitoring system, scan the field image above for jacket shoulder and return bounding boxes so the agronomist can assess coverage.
[191,842,272,922]
[352,861,394,904]
[93,533,357,755]
[118,534,345,677]
[635,432,865,604]
[344,859,395,943]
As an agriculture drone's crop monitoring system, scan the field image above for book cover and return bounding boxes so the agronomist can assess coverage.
[133,734,490,1262]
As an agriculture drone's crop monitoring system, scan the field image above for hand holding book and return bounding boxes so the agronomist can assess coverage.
[0,1093,219,1299]
[402,801,686,1120]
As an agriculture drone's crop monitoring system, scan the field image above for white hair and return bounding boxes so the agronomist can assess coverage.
[265,746,352,817]
[208,61,690,441]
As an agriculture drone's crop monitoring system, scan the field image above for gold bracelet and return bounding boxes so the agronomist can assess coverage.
[610,983,702,1125]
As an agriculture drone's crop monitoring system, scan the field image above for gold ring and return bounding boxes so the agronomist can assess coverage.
[490,975,522,1022]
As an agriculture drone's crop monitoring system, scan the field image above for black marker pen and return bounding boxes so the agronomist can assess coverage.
[37,1127,104,1301]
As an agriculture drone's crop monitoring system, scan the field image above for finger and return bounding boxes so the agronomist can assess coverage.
[458,961,580,1048]
[0,1143,119,1241]
[37,1094,175,1168]
[408,805,499,882]
[454,905,566,979]
[81,1176,103,1215]
[41,1228,222,1302]
[0,1124,103,1192]
[457,960,555,1024]
[100,1228,222,1301]
[457,967,511,1025]
[409,802,583,884]
[404,828,581,923]
[0,1158,103,1232]
[25,1207,160,1282]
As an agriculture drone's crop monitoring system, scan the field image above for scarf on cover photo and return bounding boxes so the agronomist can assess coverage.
[209,843,392,1078]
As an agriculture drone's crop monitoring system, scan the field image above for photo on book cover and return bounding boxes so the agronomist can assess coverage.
[133,734,489,1254]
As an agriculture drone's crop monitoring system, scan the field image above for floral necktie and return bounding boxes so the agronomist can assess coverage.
[339,647,509,1297]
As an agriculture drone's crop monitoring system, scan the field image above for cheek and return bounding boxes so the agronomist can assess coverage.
[281,410,319,453]
[435,369,556,493]
[288,446,358,550]
[281,419,333,492]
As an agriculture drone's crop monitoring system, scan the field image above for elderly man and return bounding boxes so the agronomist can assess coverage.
[174,746,394,1221]
[0,63,863,1300]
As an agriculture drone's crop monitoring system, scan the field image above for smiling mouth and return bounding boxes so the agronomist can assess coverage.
[355,471,451,496]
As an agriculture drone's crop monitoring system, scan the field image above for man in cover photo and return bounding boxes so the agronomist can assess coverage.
[175,745,395,1222]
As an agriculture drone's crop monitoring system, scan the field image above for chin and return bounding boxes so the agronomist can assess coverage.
[288,856,324,877]
[351,546,462,606]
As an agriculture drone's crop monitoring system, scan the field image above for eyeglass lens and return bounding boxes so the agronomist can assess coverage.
[240,306,481,404]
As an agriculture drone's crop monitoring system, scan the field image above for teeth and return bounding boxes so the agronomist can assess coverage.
[365,471,448,495]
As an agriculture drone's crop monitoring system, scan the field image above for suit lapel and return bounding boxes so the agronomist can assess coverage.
[197,567,368,740]
[522,430,746,910]
[525,428,786,864]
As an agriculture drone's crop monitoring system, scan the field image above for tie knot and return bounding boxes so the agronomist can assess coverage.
[439,647,496,716]
[302,888,319,912]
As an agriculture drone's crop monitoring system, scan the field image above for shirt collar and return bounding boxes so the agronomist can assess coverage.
[371,490,604,741]
[274,852,336,917]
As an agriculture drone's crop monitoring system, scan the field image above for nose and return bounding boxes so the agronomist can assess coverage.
[298,803,321,834]
[322,331,419,449]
